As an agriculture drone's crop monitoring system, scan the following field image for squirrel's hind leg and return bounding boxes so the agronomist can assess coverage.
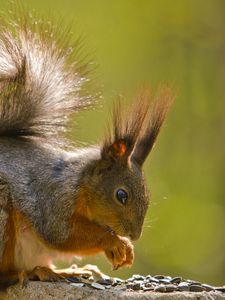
[0,268,63,289]
[18,266,64,287]
[0,268,58,290]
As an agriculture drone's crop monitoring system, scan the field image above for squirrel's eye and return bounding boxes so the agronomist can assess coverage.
[116,189,128,205]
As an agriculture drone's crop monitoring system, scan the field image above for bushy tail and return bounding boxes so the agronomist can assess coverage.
[0,14,93,138]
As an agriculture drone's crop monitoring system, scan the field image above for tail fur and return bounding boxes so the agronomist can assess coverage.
[0,14,93,138]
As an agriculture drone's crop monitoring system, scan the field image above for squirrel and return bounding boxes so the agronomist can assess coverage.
[0,11,174,287]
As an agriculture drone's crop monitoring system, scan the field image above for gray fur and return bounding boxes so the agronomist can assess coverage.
[0,137,100,246]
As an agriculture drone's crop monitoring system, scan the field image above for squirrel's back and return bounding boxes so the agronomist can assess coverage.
[0,14,93,139]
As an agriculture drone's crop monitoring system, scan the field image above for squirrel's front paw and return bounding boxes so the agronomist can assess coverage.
[104,236,134,270]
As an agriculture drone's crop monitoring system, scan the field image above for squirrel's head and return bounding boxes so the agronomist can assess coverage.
[80,87,174,241]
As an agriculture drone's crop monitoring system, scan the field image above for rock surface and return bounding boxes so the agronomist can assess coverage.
[1,282,225,300]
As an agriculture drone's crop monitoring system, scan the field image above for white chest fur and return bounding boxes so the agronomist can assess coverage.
[14,222,74,272]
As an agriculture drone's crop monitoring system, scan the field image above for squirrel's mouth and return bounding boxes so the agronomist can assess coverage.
[94,219,134,240]
[106,224,142,241]
[104,224,134,240]
[128,232,141,241]
[103,219,142,241]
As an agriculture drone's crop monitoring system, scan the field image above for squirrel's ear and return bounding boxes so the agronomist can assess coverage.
[105,140,128,159]
[131,86,174,166]
[101,139,132,161]
[101,94,149,162]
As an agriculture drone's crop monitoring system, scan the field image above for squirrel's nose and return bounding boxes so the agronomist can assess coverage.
[129,229,142,241]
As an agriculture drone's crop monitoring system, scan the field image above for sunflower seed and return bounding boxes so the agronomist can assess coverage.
[201,284,215,291]
[70,283,85,288]
[189,285,206,292]
[154,284,167,292]
[154,275,165,279]
[171,277,182,284]
[165,284,178,292]
[178,282,190,291]
[91,282,105,290]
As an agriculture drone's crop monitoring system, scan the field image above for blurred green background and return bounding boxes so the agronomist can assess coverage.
[2,0,225,285]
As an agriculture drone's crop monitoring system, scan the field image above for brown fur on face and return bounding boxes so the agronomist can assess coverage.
[80,157,149,241]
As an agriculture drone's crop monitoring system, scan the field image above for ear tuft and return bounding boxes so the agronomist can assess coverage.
[101,92,149,162]
[132,85,175,166]
[101,85,175,164]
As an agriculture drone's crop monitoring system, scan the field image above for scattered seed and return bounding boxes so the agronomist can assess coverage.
[201,284,215,291]
[144,282,153,288]
[97,278,113,285]
[113,277,123,284]
[154,275,165,279]
[189,285,206,292]
[104,285,112,289]
[132,283,142,290]
[148,276,160,283]
[165,284,178,292]
[70,283,85,288]
[91,282,105,290]
[165,276,172,280]
[66,277,81,283]
[216,287,225,293]
[132,274,145,281]
[178,282,190,291]
[171,277,182,284]
[154,284,167,292]
[160,278,171,284]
